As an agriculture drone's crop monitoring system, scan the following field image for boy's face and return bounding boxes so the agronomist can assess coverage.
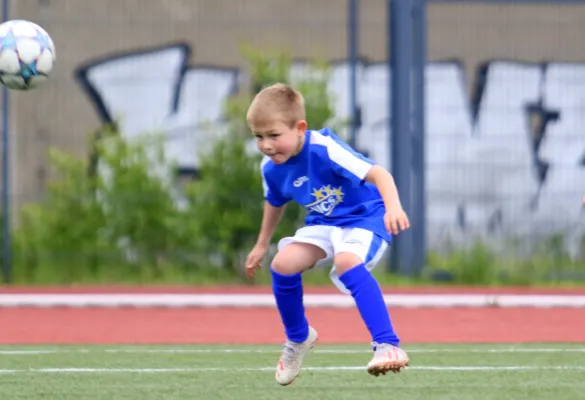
[253,120,307,164]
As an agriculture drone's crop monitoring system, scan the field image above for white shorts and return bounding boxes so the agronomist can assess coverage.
[277,225,389,295]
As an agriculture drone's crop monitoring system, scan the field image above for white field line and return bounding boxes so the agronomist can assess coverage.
[0,293,584,308]
[1,348,585,355]
[0,365,584,374]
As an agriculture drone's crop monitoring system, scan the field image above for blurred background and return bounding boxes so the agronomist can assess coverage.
[0,0,584,287]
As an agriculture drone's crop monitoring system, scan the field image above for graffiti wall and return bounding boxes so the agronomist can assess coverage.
[75,44,585,249]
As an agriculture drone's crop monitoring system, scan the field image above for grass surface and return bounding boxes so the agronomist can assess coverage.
[0,343,583,399]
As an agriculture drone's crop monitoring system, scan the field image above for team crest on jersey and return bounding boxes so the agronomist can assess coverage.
[305,185,344,216]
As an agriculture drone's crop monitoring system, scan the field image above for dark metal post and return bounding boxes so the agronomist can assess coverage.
[348,0,360,147]
[389,0,414,274]
[1,0,11,284]
[411,0,427,274]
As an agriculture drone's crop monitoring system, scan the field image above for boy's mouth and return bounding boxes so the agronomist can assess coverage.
[267,153,287,163]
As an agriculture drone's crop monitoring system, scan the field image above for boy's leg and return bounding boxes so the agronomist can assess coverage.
[332,228,409,376]
[271,242,325,343]
[271,228,332,385]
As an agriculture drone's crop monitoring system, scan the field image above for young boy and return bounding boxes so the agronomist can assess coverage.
[245,83,410,386]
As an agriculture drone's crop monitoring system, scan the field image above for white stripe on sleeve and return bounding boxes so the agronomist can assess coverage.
[260,156,271,197]
[311,132,372,180]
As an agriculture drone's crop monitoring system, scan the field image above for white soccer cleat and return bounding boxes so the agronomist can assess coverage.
[366,342,409,376]
[275,326,319,386]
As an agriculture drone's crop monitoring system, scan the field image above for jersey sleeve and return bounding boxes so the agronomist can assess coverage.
[322,135,376,186]
[260,159,291,207]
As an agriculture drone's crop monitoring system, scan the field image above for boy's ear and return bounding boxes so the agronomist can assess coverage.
[297,120,307,132]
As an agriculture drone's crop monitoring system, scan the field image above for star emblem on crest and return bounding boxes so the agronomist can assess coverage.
[311,185,344,201]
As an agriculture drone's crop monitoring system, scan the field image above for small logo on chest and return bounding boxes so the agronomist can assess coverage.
[305,185,344,216]
[293,176,309,187]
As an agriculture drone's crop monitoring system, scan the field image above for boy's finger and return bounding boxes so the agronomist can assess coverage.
[391,220,399,235]
[385,220,392,234]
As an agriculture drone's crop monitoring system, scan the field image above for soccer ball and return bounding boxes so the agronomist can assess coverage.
[0,20,55,91]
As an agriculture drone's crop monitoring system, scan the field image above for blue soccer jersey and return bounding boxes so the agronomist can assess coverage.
[261,128,391,243]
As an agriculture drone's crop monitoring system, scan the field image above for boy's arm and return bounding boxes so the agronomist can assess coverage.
[365,164,410,235]
[364,165,403,211]
[245,201,286,278]
[256,201,287,247]
[246,159,291,278]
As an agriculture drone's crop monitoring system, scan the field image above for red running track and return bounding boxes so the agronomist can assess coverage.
[0,307,583,344]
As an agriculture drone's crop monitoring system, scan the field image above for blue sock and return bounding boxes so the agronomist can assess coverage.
[271,266,309,343]
[338,263,400,347]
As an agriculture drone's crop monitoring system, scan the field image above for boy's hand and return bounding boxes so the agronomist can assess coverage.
[245,243,269,279]
[384,207,411,235]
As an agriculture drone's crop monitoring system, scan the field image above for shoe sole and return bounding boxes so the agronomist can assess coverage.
[276,334,319,386]
[367,360,409,376]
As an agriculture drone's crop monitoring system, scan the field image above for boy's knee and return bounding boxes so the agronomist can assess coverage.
[271,243,326,275]
[271,254,299,275]
[334,252,364,275]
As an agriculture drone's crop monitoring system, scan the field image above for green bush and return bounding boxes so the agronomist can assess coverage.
[13,128,197,283]
[424,237,585,286]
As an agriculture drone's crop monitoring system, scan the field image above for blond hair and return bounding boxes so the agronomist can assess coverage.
[246,83,305,131]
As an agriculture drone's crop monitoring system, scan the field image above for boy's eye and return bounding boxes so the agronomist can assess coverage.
[254,133,280,140]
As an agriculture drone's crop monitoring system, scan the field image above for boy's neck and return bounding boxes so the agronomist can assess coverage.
[292,131,306,156]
